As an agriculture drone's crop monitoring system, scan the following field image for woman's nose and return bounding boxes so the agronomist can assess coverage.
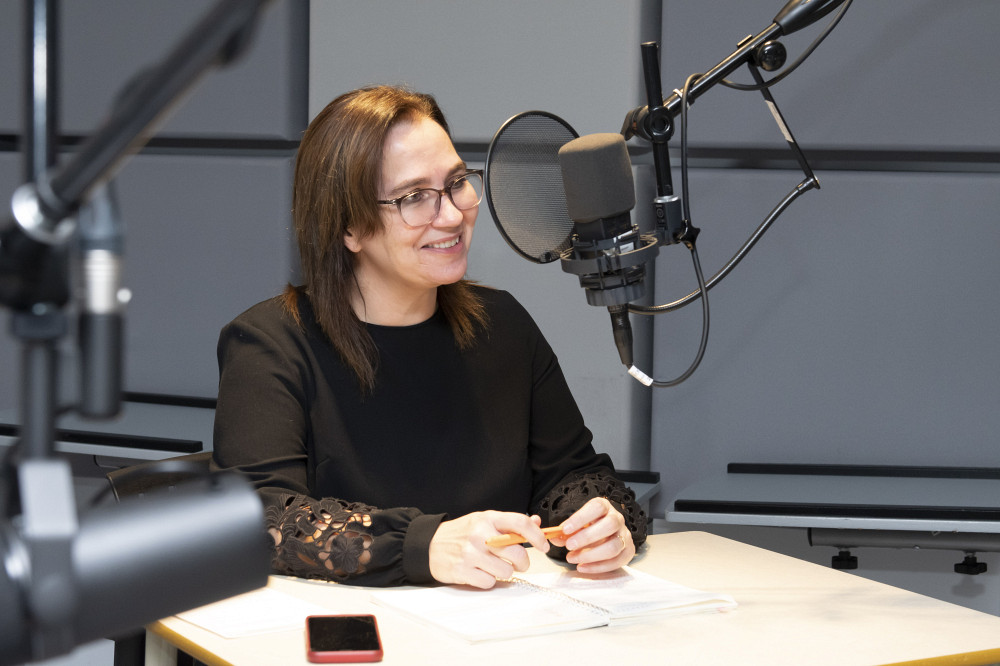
[432,192,466,226]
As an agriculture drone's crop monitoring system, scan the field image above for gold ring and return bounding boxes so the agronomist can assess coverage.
[617,533,626,550]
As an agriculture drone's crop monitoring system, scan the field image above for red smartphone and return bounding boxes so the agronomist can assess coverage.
[305,614,383,663]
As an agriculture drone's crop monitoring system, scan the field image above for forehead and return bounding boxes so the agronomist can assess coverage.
[381,116,463,192]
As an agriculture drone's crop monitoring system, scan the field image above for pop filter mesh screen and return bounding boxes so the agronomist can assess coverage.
[485,111,578,264]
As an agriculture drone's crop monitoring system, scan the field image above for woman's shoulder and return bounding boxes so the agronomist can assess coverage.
[224,287,315,341]
[468,284,543,337]
[470,283,529,317]
[229,294,289,328]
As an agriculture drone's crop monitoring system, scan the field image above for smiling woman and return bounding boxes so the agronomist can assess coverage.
[211,85,647,590]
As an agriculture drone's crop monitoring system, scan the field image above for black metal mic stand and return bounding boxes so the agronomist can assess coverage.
[0,1,273,661]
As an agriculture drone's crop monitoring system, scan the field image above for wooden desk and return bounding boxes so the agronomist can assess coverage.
[147,532,1000,666]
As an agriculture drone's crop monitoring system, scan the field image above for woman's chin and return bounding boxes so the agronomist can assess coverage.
[425,258,469,287]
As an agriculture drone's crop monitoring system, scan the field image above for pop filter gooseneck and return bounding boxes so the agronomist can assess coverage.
[484,111,578,264]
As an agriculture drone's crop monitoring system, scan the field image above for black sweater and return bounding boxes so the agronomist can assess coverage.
[212,286,645,586]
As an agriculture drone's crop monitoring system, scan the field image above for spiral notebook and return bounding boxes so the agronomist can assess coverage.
[370,566,736,642]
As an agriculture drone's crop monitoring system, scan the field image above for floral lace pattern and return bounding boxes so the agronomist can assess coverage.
[263,469,647,583]
[537,470,648,549]
[266,494,376,580]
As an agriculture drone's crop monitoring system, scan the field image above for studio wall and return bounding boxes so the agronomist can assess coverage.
[653,0,1000,614]
[0,1,307,411]
[0,0,997,623]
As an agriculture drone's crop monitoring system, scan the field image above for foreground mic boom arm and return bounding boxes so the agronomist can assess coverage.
[0,1,275,663]
[1,0,273,312]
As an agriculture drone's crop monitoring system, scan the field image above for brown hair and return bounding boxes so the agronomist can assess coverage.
[284,85,486,392]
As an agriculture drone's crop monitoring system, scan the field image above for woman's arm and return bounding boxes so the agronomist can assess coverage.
[212,305,443,586]
[261,491,445,586]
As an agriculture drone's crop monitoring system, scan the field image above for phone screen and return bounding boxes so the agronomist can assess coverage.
[306,615,383,662]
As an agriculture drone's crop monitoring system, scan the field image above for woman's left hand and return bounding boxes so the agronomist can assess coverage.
[548,497,635,574]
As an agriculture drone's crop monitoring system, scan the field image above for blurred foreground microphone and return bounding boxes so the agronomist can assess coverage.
[77,184,128,418]
[0,471,270,665]
[557,133,658,367]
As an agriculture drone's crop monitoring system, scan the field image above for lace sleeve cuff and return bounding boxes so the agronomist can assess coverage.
[535,469,648,556]
[262,491,444,586]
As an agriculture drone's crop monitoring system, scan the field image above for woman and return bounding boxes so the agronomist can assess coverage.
[212,85,646,588]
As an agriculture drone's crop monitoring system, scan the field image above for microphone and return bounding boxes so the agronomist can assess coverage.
[77,184,128,419]
[0,471,270,665]
[557,133,659,367]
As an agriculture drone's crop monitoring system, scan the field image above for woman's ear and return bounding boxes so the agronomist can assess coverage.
[343,229,362,253]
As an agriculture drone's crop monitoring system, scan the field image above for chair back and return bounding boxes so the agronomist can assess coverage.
[105,451,214,501]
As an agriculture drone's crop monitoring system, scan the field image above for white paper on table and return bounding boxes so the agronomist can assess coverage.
[175,587,331,638]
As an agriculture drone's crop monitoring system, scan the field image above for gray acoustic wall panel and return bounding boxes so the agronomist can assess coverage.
[660,1,1000,151]
[0,154,295,409]
[1,1,308,417]
[309,0,661,142]
[111,154,297,397]
[651,0,1000,512]
[0,3,25,136]
[0,1,308,139]
[650,167,1000,507]
[647,0,1000,618]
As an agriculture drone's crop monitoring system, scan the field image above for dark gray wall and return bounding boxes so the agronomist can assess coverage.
[660,1,999,151]
[652,0,1000,614]
[308,0,661,143]
[0,1,307,139]
[0,1,307,411]
[2,0,997,623]
[651,0,1000,496]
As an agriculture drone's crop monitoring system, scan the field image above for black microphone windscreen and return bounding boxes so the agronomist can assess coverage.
[558,133,635,223]
[485,111,579,264]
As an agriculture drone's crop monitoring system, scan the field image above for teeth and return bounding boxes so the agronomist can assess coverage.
[427,238,459,249]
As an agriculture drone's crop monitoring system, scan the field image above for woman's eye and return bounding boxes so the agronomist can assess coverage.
[401,190,431,206]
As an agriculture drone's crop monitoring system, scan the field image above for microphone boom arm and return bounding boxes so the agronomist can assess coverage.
[2,0,273,311]
[0,1,275,662]
[631,58,821,316]
[618,0,850,385]
[622,23,783,144]
[622,0,851,143]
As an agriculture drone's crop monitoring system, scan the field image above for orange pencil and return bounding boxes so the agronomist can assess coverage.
[485,526,565,548]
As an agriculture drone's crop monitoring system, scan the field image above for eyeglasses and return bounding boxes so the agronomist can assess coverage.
[377,169,484,227]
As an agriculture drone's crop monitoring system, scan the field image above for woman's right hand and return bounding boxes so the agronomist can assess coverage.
[429,511,550,589]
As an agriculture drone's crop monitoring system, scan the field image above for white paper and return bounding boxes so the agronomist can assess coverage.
[370,566,737,642]
[175,587,331,638]
[518,567,737,622]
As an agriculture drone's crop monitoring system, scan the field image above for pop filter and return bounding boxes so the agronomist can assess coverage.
[484,111,578,264]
